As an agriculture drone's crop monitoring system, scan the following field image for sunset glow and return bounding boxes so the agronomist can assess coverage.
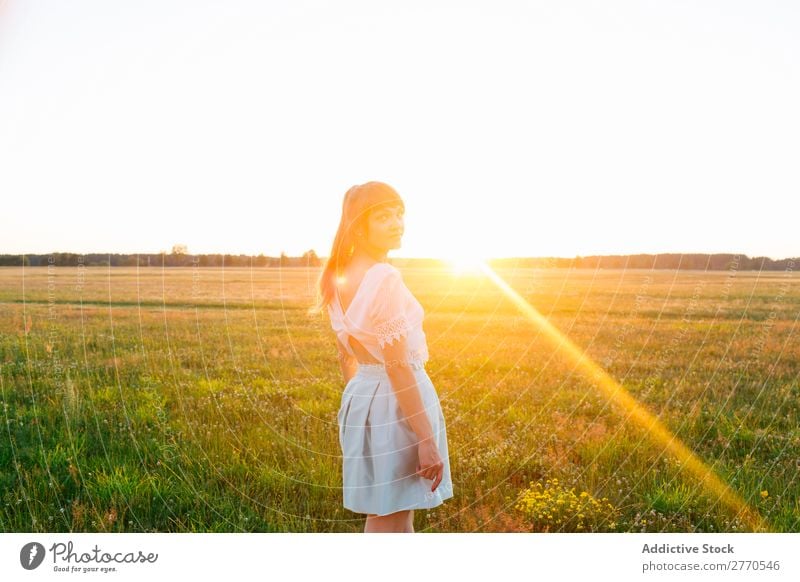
[446,255,488,276]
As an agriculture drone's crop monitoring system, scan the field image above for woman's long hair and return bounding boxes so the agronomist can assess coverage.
[309,181,405,315]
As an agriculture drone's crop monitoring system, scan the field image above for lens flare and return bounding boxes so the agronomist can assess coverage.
[455,261,769,532]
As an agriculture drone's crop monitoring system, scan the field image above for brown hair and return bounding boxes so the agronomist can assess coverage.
[309,181,405,315]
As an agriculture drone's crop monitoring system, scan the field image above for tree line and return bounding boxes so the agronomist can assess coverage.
[0,251,795,271]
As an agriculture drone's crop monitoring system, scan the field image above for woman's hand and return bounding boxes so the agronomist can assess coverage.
[415,438,444,492]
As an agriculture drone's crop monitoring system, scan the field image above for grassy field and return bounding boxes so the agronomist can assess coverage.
[1,264,798,532]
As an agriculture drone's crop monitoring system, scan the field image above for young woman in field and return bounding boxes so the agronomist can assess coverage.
[313,181,454,533]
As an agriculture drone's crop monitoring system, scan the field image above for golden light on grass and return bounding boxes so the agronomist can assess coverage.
[472,263,770,532]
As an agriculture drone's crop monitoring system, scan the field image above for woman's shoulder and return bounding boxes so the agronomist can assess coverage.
[368,261,398,274]
[359,261,401,284]
[339,261,395,294]
[369,263,405,288]
[357,263,402,300]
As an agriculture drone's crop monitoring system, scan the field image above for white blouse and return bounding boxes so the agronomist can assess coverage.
[327,262,430,365]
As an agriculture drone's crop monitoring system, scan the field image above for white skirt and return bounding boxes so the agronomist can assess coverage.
[337,362,454,516]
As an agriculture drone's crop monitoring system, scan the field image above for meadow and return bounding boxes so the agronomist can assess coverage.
[0,263,798,532]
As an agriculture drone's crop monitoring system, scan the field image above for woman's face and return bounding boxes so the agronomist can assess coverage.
[363,204,404,251]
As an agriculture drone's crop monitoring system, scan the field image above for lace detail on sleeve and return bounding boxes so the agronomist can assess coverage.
[375,314,412,348]
[369,267,412,349]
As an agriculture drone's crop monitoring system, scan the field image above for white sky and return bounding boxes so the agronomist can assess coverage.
[0,0,798,260]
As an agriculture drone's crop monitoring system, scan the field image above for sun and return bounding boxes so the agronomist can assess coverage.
[445,254,489,275]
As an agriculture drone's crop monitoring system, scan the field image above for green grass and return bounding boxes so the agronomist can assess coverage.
[0,265,798,532]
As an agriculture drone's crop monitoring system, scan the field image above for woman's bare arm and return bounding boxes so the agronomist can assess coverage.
[380,333,443,490]
[381,336,434,442]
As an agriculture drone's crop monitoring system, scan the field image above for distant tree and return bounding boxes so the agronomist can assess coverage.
[172,244,188,255]
[302,250,320,267]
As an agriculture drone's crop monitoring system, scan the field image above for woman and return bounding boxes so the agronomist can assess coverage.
[312,181,454,533]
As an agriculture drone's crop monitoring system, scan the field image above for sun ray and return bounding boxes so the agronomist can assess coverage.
[464,262,770,532]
